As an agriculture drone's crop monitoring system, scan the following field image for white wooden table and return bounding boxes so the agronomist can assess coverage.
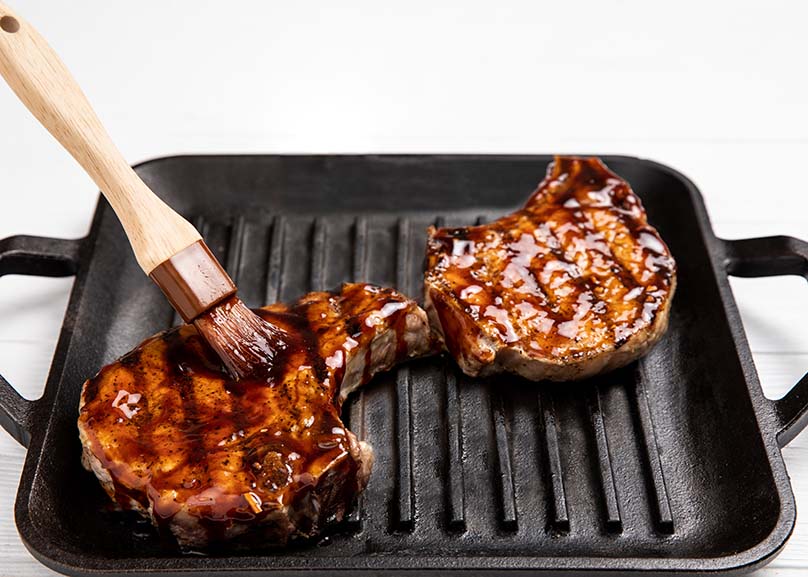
[0,1,806,575]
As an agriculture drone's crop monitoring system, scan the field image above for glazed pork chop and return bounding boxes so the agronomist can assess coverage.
[425,156,676,381]
[78,283,434,548]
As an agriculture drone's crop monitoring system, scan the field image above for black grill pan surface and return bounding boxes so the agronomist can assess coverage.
[1,155,807,576]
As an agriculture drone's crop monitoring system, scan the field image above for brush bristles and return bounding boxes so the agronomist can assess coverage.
[193,296,285,380]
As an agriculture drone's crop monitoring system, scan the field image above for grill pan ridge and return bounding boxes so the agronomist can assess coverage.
[0,155,806,576]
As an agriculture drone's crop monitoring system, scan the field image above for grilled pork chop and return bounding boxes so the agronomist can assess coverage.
[425,156,676,381]
[78,283,434,548]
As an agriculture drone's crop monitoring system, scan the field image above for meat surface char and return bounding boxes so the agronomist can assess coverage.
[425,156,676,381]
[78,283,435,548]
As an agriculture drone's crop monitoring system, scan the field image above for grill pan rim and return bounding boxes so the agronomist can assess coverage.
[5,154,800,576]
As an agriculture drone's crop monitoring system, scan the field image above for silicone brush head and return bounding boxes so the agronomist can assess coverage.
[150,240,284,379]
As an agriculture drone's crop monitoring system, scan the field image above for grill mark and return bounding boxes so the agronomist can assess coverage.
[508,251,559,323]
[453,216,557,302]
[461,215,546,341]
[128,340,178,484]
[542,207,660,352]
[560,189,674,346]
[286,300,330,388]
[468,213,563,346]
[487,209,615,354]
[580,208,644,291]
[107,354,158,477]
[582,211,675,335]
[533,216,600,320]
[531,157,648,299]
[445,213,567,346]
[558,208,620,335]
[130,351,160,474]
[579,210,641,294]
[164,330,206,469]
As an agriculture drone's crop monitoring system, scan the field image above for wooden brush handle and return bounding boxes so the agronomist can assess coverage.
[0,2,200,274]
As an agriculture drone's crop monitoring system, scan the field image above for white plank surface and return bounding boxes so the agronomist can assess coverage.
[0,1,806,575]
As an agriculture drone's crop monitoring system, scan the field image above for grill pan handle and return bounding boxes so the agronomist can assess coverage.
[723,235,808,448]
[0,235,82,447]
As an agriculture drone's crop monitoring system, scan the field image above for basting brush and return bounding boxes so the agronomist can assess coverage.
[0,3,283,378]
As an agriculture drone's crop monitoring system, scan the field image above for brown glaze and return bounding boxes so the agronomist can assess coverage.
[77,283,435,548]
[425,156,676,380]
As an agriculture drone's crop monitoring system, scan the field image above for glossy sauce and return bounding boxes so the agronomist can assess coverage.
[78,283,428,546]
[426,156,676,365]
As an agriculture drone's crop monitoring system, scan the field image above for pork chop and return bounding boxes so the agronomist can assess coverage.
[78,283,435,548]
[425,156,676,381]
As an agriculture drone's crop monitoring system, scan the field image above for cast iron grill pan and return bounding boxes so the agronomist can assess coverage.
[1,155,807,576]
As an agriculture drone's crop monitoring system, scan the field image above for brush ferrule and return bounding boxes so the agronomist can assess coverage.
[150,240,237,322]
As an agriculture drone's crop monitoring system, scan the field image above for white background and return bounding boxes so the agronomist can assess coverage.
[0,1,806,575]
